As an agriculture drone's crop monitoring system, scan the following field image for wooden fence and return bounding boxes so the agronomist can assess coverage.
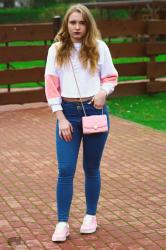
[0,17,166,105]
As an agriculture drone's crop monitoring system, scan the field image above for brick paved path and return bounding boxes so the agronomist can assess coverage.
[0,105,166,250]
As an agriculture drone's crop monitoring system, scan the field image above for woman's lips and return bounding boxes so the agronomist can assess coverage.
[74,32,81,35]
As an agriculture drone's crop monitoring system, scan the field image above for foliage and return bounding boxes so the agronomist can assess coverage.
[0,4,128,24]
[30,0,59,8]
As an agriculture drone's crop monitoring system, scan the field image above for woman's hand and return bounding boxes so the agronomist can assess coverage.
[91,89,107,109]
[58,118,73,142]
[56,111,73,142]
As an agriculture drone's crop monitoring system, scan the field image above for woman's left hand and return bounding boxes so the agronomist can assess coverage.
[91,89,107,109]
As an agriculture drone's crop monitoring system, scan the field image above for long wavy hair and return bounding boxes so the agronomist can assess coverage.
[54,4,101,74]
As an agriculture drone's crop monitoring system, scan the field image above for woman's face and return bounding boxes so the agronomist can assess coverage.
[68,11,87,43]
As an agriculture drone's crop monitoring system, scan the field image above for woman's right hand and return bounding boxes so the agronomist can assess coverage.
[58,118,73,142]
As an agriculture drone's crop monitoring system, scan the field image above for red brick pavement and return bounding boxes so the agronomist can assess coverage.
[0,104,166,250]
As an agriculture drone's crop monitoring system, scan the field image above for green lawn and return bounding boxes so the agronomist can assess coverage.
[107,92,166,132]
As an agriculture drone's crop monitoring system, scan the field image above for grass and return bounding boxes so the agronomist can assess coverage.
[107,92,166,132]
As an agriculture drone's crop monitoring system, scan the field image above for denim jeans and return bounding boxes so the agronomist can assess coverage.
[55,100,110,222]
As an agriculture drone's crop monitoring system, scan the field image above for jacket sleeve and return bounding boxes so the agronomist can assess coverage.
[45,44,62,112]
[100,42,118,95]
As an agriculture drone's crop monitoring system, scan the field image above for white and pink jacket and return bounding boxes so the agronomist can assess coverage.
[45,40,118,112]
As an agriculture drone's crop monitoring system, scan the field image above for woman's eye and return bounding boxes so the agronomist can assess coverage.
[69,21,85,25]
[80,21,85,25]
[70,21,76,25]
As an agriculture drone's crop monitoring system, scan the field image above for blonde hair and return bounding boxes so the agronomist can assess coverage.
[54,4,101,74]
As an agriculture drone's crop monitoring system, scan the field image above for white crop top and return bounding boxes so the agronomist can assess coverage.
[45,40,118,112]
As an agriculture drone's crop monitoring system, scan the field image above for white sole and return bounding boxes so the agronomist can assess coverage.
[80,228,97,234]
[52,232,70,242]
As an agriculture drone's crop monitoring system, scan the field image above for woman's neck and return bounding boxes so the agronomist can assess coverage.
[73,42,81,51]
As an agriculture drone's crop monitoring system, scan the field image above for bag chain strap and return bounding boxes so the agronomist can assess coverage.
[70,59,87,116]
[70,58,103,116]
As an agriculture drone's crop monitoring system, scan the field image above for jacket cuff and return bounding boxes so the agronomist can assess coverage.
[51,104,63,112]
[101,83,115,95]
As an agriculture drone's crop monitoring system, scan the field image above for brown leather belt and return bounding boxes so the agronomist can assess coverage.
[62,96,93,103]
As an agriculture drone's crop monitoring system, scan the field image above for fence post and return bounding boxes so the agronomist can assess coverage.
[146,20,157,93]
[5,42,11,93]
[52,16,62,38]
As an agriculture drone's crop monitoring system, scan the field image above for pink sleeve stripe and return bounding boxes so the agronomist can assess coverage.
[101,75,118,84]
[45,74,61,99]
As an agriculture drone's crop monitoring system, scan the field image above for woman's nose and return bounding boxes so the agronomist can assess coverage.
[75,23,80,29]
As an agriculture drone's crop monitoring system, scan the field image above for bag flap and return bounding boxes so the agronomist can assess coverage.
[82,115,108,129]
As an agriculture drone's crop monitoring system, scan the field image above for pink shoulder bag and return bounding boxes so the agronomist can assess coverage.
[70,59,108,134]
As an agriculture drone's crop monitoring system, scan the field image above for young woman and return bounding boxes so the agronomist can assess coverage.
[45,4,118,242]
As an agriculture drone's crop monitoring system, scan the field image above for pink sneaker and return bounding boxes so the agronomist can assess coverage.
[52,222,70,242]
[80,215,97,234]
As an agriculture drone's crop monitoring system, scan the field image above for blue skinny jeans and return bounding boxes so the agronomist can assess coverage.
[55,100,110,222]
